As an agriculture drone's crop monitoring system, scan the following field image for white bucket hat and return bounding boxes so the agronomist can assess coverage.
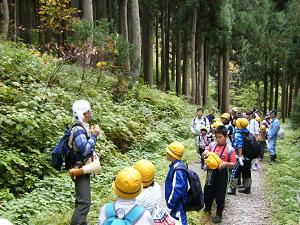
[72,100,91,122]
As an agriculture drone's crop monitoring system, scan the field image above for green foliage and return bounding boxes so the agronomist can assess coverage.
[265,125,300,224]
[0,41,197,224]
[291,95,300,129]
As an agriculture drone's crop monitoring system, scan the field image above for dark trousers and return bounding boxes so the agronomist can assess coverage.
[233,159,251,179]
[204,168,229,212]
[70,174,91,225]
[198,147,205,166]
[259,141,266,159]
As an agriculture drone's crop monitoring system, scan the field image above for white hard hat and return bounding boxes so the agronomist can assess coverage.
[72,100,91,122]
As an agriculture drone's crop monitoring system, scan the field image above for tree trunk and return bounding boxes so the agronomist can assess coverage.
[221,40,229,113]
[274,68,279,109]
[182,40,190,97]
[293,75,299,98]
[285,80,289,119]
[19,0,33,43]
[218,47,223,109]
[269,74,274,111]
[288,78,294,117]
[118,0,130,72]
[263,73,268,115]
[281,71,287,122]
[171,37,176,82]
[190,8,197,103]
[71,0,79,17]
[0,0,9,39]
[196,32,204,106]
[203,39,210,106]
[155,17,159,86]
[142,6,153,85]
[160,12,166,89]
[96,0,107,20]
[83,0,93,21]
[165,0,170,91]
[130,0,141,79]
[175,24,181,96]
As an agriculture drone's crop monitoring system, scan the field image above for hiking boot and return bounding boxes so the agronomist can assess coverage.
[227,188,236,195]
[238,187,251,194]
[274,154,277,159]
[204,207,212,213]
[238,184,244,189]
[213,215,222,223]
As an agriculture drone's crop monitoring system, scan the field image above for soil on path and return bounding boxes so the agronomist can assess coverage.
[162,162,271,225]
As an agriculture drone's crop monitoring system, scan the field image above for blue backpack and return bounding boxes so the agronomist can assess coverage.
[51,123,86,171]
[172,164,204,211]
[102,203,145,225]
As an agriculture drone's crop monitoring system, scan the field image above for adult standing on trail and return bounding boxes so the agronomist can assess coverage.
[268,109,280,164]
[70,100,102,225]
[228,118,252,195]
[207,109,216,124]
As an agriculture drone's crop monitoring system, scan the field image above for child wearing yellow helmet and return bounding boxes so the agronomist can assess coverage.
[134,160,175,225]
[201,126,236,223]
[258,125,267,161]
[98,167,154,225]
[165,142,189,225]
[196,126,213,169]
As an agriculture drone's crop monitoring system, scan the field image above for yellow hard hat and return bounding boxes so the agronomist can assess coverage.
[200,126,208,132]
[255,117,262,122]
[236,118,249,129]
[205,152,222,169]
[221,113,231,121]
[112,167,143,199]
[260,125,266,131]
[166,142,185,160]
[134,159,155,187]
[212,118,222,123]
[211,121,223,130]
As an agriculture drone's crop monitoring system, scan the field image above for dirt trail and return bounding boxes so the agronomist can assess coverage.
[191,162,271,225]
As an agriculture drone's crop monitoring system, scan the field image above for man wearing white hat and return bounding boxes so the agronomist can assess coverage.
[69,100,102,225]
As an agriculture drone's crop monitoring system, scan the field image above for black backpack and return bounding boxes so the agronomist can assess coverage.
[242,132,260,160]
[172,164,204,211]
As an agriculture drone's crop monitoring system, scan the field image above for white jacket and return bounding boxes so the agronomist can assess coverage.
[98,198,154,225]
[136,182,163,213]
[247,119,259,136]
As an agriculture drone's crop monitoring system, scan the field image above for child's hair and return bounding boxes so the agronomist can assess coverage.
[197,107,203,112]
[215,125,228,136]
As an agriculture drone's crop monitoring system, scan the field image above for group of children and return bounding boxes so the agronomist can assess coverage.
[98,141,189,225]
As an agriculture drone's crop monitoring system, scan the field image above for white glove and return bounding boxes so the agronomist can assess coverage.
[238,157,244,166]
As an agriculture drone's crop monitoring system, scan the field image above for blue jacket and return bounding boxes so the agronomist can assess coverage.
[268,118,280,140]
[234,128,249,151]
[165,160,188,219]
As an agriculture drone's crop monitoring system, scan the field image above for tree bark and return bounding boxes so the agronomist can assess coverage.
[196,31,204,106]
[171,37,176,82]
[294,75,299,98]
[274,68,279,110]
[190,8,197,103]
[155,17,159,86]
[182,40,190,97]
[96,0,107,20]
[165,0,170,91]
[285,80,289,119]
[203,39,210,106]
[263,73,268,115]
[221,40,229,113]
[0,0,9,39]
[130,0,141,79]
[175,24,181,96]
[281,71,287,122]
[269,74,274,111]
[288,77,294,117]
[160,11,166,89]
[118,0,130,72]
[71,0,79,17]
[142,5,153,85]
[83,0,93,21]
[218,47,223,109]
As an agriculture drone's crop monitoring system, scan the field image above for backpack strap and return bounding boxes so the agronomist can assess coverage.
[104,203,116,219]
[124,205,145,225]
